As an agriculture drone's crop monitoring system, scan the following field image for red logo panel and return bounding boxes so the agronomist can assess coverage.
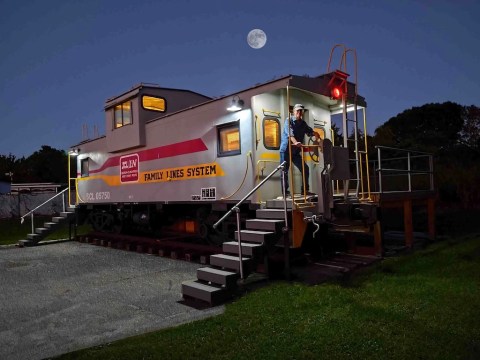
[120,154,139,183]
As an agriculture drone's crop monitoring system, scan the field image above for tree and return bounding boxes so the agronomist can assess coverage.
[373,102,464,154]
[22,146,68,183]
[0,154,17,182]
[371,102,480,208]
[459,105,480,154]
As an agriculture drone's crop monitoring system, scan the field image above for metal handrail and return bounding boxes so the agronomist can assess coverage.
[255,159,279,203]
[213,161,287,279]
[375,146,434,193]
[20,187,69,234]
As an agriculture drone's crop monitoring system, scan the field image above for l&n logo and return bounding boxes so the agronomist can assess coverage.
[120,154,139,183]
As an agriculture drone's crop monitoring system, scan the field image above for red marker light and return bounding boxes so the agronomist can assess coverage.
[331,87,341,99]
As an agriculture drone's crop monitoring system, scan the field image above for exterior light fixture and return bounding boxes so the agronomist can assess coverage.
[69,148,80,156]
[327,69,349,100]
[227,96,244,112]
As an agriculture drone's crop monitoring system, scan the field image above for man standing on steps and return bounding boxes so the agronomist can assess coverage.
[279,104,321,198]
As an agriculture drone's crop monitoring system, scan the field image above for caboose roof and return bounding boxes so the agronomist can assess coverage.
[104,83,212,110]
[143,72,366,124]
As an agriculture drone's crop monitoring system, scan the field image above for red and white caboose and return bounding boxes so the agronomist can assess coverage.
[71,64,377,249]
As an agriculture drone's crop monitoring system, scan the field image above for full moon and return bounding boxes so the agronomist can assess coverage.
[247,29,267,49]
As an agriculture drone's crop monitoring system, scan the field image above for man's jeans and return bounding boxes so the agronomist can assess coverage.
[280,150,309,194]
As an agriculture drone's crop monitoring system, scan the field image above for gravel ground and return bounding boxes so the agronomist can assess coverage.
[0,242,224,360]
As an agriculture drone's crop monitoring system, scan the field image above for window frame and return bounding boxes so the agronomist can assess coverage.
[113,100,133,129]
[80,158,89,177]
[262,116,281,150]
[217,121,241,157]
[141,95,167,113]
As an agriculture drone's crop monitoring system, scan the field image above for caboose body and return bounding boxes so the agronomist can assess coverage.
[59,47,437,303]
[72,70,375,248]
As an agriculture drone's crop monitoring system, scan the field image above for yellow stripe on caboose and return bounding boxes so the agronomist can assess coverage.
[78,162,225,186]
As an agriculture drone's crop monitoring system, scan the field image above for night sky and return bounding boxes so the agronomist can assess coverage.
[1,0,479,157]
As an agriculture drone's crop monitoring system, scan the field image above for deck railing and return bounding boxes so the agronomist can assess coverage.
[373,146,434,194]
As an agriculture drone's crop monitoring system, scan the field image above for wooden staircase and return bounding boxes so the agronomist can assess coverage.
[181,199,293,306]
[18,206,76,247]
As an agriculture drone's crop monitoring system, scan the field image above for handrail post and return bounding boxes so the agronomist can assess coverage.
[281,168,290,280]
[62,192,66,213]
[377,146,383,193]
[407,151,412,192]
[30,213,34,234]
[234,206,244,280]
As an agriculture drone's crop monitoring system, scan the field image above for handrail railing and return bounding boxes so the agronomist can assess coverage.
[375,146,434,193]
[20,187,69,234]
[213,161,287,279]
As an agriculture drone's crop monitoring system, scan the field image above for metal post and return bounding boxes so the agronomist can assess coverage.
[281,169,290,280]
[68,152,71,207]
[407,151,412,192]
[429,154,434,191]
[300,149,306,200]
[30,213,34,234]
[234,207,244,280]
[62,192,66,213]
[342,93,349,200]
[377,147,383,193]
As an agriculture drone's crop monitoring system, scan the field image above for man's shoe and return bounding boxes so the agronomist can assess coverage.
[276,191,291,200]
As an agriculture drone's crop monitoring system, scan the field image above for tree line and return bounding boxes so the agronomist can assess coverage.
[370,102,480,208]
[1,102,479,207]
[0,145,70,184]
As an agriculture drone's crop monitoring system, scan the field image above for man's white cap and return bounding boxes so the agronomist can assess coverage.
[293,104,304,111]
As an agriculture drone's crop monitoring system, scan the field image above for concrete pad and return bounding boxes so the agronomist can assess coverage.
[0,242,224,360]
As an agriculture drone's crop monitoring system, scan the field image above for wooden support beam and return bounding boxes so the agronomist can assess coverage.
[403,199,413,248]
[373,221,383,256]
[427,197,436,241]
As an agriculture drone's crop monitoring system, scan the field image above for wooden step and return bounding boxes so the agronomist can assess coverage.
[52,217,67,223]
[234,230,275,244]
[181,280,230,305]
[246,219,284,232]
[223,241,264,258]
[196,267,239,288]
[209,254,252,274]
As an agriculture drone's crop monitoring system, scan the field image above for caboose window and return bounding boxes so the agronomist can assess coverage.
[142,95,166,112]
[263,117,280,150]
[114,101,132,128]
[81,158,89,177]
[217,121,240,156]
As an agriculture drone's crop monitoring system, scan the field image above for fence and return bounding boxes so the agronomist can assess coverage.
[0,193,65,219]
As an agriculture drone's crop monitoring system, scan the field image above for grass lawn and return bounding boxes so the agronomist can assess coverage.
[56,233,480,360]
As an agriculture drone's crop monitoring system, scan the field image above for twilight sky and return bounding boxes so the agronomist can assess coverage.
[1,0,479,157]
